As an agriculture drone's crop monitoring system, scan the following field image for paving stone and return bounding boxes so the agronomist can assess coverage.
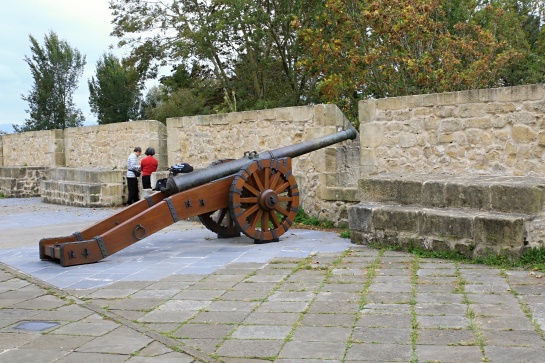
[255,301,309,313]
[191,311,250,324]
[76,326,153,354]
[85,288,141,299]
[156,299,212,311]
[368,282,413,293]
[416,283,457,293]
[243,312,301,326]
[231,325,292,339]
[417,315,470,329]
[471,303,526,317]
[280,341,347,360]
[218,289,270,301]
[299,313,356,327]
[137,310,196,323]
[416,292,464,304]
[485,346,545,363]
[173,323,236,339]
[277,281,323,292]
[415,345,482,362]
[216,339,284,358]
[345,343,413,361]
[291,326,352,341]
[0,331,38,349]
[466,293,519,305]
[268,291,316,302]
[482,330,545,347]
[320,283,363,293]
[55,351,133,362]
[417,329,476,345]
[50,320,120,336]
[18,334,93,350]
[314,291,361,302]
[352,327,411,344]
[125,353,194,363]
[366,292,412,304]
[206,300,260,312]
[0,349,70,363]
[307,300,360,313]
[107,298,164,311]
[465,283,511,293]
[356,313,412,328]
[476,316,535,330]
[172,289,226,300]
[129,289,180,299]
[14,295,67,309]
[416,303,467,316]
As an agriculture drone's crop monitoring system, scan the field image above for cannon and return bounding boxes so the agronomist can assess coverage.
[39,126,358,266]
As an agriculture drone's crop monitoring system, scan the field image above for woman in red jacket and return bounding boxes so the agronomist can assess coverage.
[140,147,158,189]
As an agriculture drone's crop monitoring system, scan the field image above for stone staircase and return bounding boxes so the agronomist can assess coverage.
[40,167,124,207]
[348,174,545,258]
[0,166,48,197]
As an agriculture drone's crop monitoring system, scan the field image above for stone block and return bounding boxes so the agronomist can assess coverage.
[359,177,422,205]
[372,206,419,232]
[473,214,525,248]
[419,210,474,239]
[319,187,359,202]
[422,180,445,207]
[348,204,375,233]
[490,184,544,214]
[360,123,384,147]
[445,182,491,210]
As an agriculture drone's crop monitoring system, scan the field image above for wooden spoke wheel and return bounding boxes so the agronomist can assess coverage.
[229,158,299,243]
[198,158,240,238]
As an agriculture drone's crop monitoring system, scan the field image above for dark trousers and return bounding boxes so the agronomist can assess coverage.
[142,175,152,189]
[127,177,139,205]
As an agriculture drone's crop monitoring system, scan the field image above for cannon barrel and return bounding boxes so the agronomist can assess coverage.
[164,126,358,195]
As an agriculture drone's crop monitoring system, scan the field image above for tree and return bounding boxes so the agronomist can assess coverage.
[298,0,538,123]
[15,31,86,132]
[88,53,142,124]
[109,0,321,113]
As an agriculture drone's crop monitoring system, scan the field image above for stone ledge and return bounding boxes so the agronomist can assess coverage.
[359,173,545,215]
[348,203,540,259]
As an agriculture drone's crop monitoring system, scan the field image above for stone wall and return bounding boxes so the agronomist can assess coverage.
[63,120,167,169]
[359,84,545,176]
[0,166,48,197]
[2,129,64,167]
[167,104,361,224]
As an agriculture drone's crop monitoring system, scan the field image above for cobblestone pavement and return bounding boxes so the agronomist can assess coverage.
[1,198,545,362]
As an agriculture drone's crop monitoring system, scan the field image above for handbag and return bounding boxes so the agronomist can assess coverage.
[131,168,141,177]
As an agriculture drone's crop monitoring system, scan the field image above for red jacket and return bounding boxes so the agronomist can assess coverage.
[140,156,158,176]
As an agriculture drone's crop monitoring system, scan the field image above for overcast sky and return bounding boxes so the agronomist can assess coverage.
[0,0,135,133]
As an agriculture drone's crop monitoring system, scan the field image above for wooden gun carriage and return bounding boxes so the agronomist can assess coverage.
[39,126,358,267]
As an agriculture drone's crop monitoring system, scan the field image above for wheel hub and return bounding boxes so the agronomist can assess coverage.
[258,189,278,210]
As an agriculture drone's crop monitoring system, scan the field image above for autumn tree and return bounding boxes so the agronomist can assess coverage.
[88,53,142,124]
[15,31,86,132]
[298,0,532,122]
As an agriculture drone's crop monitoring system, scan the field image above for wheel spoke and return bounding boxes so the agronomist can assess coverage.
[261,211,269,232]
[240,197,258,203]
[275,205,290,217]
[274,181,290,194]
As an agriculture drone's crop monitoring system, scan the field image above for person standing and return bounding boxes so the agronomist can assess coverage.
[141,147,158,189]
[126,146,142,205]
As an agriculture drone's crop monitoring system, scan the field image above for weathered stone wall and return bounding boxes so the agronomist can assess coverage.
[167,104,361,224]
[2,129,64,167]
[359,84,545,176]
[64,120,167,170]
[0,166,48,197]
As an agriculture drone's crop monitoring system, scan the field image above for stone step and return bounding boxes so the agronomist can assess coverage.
[359,174,545,215]
[40,180,123,207]
[348,203,545,259]
[48,167,123,184]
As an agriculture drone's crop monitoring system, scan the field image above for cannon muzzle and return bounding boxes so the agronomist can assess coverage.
[164,126,358,195]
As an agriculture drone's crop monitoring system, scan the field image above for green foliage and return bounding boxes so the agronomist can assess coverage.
[109,0,321,116]
[294,208,336,229]
[88,53,142,124]
[15,31,86,132]
[376,243,545,272]
[0,192,6,198]
[298,0,545,122]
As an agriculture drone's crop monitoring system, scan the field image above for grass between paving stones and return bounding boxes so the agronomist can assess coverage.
[342,250,382,360]
[501,269,545,341]
[410,255,419,363]
[454,263,488,361]
[366,242,545,273]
